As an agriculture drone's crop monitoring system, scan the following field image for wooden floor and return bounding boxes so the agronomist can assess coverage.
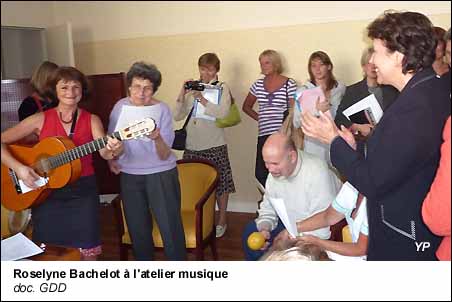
[98,203,256,261]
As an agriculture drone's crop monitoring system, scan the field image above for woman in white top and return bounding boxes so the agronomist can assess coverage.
[299,51,346,119]
[293,51,346,165]
[294,51,346,162]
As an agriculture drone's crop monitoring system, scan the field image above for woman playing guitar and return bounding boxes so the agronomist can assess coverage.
[1,66,123,260]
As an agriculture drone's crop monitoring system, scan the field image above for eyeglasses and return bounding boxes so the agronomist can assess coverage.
[130,85,153,94]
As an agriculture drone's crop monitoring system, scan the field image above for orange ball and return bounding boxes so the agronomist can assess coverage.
[247,232,265,250]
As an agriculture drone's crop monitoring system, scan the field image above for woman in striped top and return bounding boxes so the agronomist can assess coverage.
[242,49,296,188]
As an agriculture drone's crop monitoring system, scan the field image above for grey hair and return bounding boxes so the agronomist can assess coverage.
[360,47,375,67]
[260,246,318,261]
[126,61,162,92]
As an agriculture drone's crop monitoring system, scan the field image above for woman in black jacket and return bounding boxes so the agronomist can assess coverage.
[300,11,451,260]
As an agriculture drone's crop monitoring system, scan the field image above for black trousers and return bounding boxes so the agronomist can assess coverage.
[255,135,270,188]
[120,168,187,261]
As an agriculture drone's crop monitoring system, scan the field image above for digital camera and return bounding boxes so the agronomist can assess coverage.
[184,80,205,91]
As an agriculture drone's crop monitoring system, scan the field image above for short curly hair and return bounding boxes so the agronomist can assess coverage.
[126,62,162,93]
[367,10,436,74]
[48,66,90,103]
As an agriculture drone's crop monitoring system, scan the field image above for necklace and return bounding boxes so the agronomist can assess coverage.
[59,110,76,124]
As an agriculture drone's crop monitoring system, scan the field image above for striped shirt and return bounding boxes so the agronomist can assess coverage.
[250,78,297,136]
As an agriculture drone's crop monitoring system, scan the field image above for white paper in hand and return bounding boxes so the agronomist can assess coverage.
[193,86,221,121]
[342,94,383,126]
[268,197,298,238]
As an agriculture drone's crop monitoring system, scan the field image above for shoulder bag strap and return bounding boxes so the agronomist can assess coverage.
[31,93,44,112]
[182,105,194,130]
[285,78,291,109]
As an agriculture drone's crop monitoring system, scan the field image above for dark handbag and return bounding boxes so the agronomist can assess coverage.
[172,106,194,150]
[282,79,291,122]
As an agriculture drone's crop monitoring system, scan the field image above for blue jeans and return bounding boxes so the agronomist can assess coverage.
[242,219,286,261]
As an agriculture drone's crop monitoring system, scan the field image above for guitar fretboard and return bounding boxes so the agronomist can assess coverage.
[47,132,121,170]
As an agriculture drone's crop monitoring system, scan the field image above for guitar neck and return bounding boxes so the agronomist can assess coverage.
[47,132,122,169]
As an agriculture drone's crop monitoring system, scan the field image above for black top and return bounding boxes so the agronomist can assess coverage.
[331,67,451,260]
[18,95,57,121]
[335,79,399,128]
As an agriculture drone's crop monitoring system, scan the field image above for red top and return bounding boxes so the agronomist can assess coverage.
[422,116,451,261]
[39,108,95,176]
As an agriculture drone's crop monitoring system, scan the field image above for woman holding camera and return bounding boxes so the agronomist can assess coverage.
[174,53,235,238]
[300,11,450,260]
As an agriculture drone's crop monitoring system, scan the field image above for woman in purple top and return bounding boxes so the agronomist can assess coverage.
[108,62,186,261]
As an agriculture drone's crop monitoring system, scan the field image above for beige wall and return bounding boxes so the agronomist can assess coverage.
[74,13,450,212]
[1,1,55,28]
[52,1,450,43]
[2,2,451,212]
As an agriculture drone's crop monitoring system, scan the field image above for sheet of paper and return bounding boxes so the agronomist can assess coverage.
[342,94,383,125]
[268,197,298,238]
[18,177,48,194]
[295,86,326,115]
[114,104,161,141]
[193,86,222,121]
[1,232,43,261]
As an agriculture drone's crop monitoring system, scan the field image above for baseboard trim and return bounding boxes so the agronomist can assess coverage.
[102,193,259,214]
[220,199,258,214]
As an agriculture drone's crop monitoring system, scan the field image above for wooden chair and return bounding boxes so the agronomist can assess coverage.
[113,159,220,260]
[330,218,348,242]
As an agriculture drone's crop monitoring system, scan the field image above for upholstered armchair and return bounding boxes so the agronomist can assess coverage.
[341,225,353,243]
[113,159,219,260]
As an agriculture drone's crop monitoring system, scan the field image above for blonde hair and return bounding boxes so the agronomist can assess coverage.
[259,49,283,74]
[360,47,375,67]
[261,246,317,261]
[30,61,58,95]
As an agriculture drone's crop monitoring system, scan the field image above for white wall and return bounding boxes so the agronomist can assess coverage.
[3,1,449,42]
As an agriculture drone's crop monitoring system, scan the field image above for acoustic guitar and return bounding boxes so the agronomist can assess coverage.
[1,118,155,211]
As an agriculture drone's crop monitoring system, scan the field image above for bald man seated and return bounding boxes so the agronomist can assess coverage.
[242,132,339,260]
